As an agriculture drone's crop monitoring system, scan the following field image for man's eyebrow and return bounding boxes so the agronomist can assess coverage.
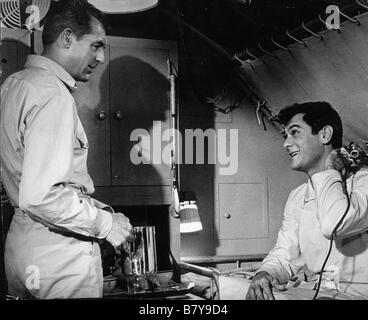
[94,39,107,48]
[286,124,301,131]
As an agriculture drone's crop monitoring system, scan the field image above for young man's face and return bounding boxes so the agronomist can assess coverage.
[68,18,107,82]
[283,113,326,176]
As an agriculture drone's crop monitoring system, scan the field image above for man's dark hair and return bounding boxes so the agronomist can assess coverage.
[42,0,106,47]
[278,101,343,148]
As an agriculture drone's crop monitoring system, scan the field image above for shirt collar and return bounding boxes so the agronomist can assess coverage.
[304,178,316,204]
[24,55,77,91]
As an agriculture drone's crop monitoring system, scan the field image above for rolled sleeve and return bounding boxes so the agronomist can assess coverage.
[93,207,113,239]
[312,169,368,239]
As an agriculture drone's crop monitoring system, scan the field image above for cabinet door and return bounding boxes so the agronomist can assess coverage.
[109,38,175,186]
[1,29,31,84]
[73,47,111,186]
[217,182,269,240]
[0,41,17,84]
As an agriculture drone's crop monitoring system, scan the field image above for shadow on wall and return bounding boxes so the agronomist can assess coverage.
[102,54,169,187]
[95,55,173,270]
[74,53,171,189]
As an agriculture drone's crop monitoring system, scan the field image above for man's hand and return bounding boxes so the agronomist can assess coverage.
[325,149,345,173]
[106,212,134,250]
[246,271,285,300]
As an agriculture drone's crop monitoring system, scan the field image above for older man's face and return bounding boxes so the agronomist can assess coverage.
[68,18,107,82]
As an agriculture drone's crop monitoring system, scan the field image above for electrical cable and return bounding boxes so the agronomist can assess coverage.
[312,171,355,300]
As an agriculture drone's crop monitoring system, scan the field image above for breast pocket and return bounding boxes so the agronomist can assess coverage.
[73,121,90,170]
[74,118,89,153]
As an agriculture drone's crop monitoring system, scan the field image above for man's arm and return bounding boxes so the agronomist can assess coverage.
[18,84,113,239]
[246,188,304,299]
[312,168,368,240]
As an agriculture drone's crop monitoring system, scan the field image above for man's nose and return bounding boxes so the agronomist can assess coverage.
[96,49,105,64]
[283,136,292,149]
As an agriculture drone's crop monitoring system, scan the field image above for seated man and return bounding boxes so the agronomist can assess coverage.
[246,101,368,300]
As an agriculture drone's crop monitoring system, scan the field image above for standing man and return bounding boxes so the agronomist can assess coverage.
[0,0,133,299]
[246,102,368,300]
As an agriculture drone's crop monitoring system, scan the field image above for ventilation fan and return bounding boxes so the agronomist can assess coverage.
[0,0,51,30]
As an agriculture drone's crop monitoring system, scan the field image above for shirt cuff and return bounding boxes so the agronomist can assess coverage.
[94,209,113,239]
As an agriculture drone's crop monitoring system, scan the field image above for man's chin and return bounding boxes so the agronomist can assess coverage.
[290,161,302,171]
[74,74,90,82]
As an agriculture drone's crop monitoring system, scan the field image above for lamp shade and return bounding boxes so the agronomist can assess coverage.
[179,192,203,233]
[88,0,159,14]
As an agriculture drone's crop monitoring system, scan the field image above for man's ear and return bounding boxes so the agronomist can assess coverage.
[59,28,74,49]
[319,125,333,145]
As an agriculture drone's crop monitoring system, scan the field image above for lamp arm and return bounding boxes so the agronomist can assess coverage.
[168,59,181,216]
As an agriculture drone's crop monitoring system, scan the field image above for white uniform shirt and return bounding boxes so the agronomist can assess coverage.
[257,168,368,298]
[0,54,112,238]
[0,55,113,298]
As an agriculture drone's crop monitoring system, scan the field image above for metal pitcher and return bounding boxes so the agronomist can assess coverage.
[121,226,157,276]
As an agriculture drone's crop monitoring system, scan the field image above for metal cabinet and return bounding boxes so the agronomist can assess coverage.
[0,29,32,83]
[0,29,178,205]
[74,37,178,205]
[73,47,111,186]
[217,182,269,240]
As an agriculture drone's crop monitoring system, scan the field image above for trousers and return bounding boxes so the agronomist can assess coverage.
[5,209,103,299]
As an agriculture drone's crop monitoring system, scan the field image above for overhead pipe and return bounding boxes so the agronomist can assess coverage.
[161,8,233,61]
[356,0,368,10]
[162,3,365,131]
[161,8,285,132]
[234,2,363,61]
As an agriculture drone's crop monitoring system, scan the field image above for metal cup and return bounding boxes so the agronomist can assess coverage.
[122,226,157,276]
